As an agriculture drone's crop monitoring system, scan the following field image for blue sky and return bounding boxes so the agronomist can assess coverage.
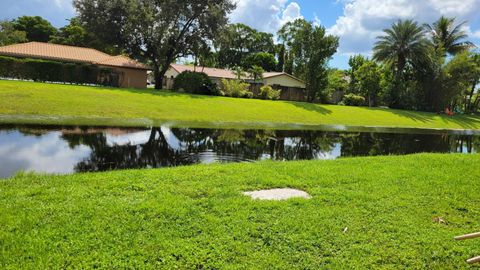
[1,0,480,69]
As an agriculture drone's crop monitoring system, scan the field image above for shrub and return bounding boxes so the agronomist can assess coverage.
[173,71,217,95]
[342,93,366,106]
[221,79,253,98]
[258,85,281,100]
[0,56,119,86]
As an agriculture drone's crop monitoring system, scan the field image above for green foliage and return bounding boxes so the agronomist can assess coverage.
[74,0,235,89]
[233,66,247,80]
[279,19,339,102]
[173,71,217,95]
[12,16,57,42]
[258,85,281,100]
[341,93,366,106]
[354,61,382,107]
[424,16,474,56]
[0,20,27,46]
[444,52,480,112]
[216,23,275,69]
[243,52,277,71]
[326,69,348,102]
[0,56,119,86]
[247,65,264,83]
[221,79,253,98]
[373,20,430,81]
[347,54,367,93]
[51,18,88,46]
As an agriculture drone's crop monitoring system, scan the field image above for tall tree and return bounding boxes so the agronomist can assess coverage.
[74,0,235,89]
[347,54,367,94]
[243,52,277,71]
[247,65,264,83]
[279,19,339,102]
[373,20,430,107]
[12,16,57,42]
[215,23,275,68]
[51,18,121,54]
[354,61,382,107]
[424,16,474,56]
[0,20,26,46]
[445,52,480,112]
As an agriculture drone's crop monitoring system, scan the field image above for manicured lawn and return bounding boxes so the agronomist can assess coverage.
[1,154,479,268]
[0,80,479,130]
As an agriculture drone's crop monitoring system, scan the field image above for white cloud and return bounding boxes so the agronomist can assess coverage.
[473,30,480,39]
[329,0,480,55]
[230,0,303,33]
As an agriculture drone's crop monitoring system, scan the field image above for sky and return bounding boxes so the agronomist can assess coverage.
[1,0,480,69]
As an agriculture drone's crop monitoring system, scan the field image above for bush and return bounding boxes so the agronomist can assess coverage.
[342,93,366,106]
[0,56,120,86]
[221,79,253,98]
[173,71,217,95]
[258,85,281,100]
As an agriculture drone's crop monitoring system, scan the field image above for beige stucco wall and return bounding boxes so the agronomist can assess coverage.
[263,75,306,89]
[110,67,147,89]
[164,67,180,79]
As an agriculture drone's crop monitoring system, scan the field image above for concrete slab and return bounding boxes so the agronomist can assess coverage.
[243,188,311,201]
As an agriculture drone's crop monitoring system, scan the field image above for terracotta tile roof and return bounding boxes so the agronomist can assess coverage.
[263,72,284,78]
[171,64,237,79]
[96,55,149,70]
[171,64,304,84]
[0,42,149,70]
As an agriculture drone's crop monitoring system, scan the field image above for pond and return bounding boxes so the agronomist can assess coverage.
[0,124,478,178]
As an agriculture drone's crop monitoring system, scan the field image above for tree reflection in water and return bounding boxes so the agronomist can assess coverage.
[49,126,479,173]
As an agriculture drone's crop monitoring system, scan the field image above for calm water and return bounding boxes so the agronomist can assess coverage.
[0,125,478,178]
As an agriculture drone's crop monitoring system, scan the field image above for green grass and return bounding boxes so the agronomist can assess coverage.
[0,80,479,130]
[1,154,479,269]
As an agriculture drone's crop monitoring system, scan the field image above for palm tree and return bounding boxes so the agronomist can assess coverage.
[373,20,430,79]
[233,66,246,81]
[424,16,474,56]
[248,65,264,83]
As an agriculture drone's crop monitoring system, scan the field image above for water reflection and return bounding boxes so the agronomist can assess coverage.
[0,125,478,178]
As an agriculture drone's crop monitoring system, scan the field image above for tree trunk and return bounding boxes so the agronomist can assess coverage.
[466,80,478,112]
[154,65,169,90]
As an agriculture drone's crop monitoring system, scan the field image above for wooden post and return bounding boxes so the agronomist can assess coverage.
[455,232,480,241]
[467,256,480,264]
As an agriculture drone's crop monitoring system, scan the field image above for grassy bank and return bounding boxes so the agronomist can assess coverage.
[1,154,480,268]
[0,80,479,130]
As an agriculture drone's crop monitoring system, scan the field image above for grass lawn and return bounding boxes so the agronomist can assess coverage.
[0,80,479,130]
[1,154,480,268]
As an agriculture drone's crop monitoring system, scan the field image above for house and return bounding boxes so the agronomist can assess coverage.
[0,42,149,88]
[164,63,306,91]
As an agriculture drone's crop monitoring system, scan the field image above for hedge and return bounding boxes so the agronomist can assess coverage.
[0,56,121,87]
[173,71,218,95]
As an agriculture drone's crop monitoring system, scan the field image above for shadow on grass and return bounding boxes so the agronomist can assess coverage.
[288,101,333,115]
[379,107,480,129]
[102,86,336,111]
[107,87,215,99]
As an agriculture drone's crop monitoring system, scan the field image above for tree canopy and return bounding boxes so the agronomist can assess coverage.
[12,16,57,42]
[74,0,236,89]
[424,16,474,56]
[279,19,339,102]
[0,20,26,46]
[215,23,275,69]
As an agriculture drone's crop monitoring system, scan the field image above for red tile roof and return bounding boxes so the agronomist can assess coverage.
[171,64,237,79]
[170,64,304,83]
[0,42,149,70]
